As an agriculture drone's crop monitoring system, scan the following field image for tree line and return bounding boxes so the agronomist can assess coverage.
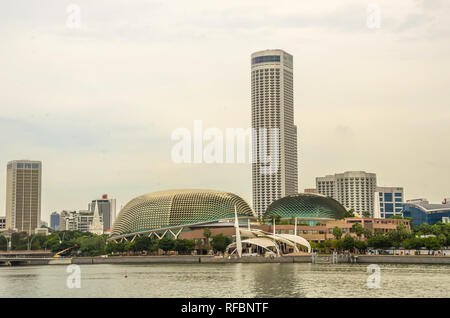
[311,222,450,253]
[0,229,232,257]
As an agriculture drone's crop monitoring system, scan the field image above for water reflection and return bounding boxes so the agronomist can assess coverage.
[0,263,449,298]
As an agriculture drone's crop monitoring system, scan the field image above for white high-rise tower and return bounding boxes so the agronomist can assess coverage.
[251,49,298,217]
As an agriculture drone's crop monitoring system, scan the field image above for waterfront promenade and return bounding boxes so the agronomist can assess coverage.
[2,254,450,266]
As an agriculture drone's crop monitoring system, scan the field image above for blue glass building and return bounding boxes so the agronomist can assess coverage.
[403,200,450,226]
[375,187,404,218]
[50,212,60,231]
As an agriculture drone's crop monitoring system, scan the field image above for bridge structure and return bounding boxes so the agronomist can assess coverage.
[0,250,66,266]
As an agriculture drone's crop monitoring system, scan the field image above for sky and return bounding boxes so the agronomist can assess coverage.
[0,0,449,223]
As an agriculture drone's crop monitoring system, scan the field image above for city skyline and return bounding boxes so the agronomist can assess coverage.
[1,0,450,223]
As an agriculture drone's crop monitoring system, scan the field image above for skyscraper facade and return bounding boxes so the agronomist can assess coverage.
[88,194,116,232]
[316,171,377,216]
[50,211,60,231]
[251,49,298,217]
[374,186,404,219]
[5,160,42,234]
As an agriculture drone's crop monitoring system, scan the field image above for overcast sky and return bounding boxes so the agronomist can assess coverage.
[1,0,449,223]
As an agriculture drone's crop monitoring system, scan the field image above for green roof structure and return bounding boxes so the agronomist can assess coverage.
[111,189,255,238]
[264,193,346,220]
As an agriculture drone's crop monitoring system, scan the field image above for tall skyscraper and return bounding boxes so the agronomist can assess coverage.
[5,160,42,234]
[251,49,298,217]
[88,194,116,232]
[316,171,377,216]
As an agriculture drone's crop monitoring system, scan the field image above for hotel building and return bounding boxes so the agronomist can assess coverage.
[251,49,298,217]
[316,171,377,217]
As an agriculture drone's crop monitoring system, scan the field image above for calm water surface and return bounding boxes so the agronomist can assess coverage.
[0,263,448,298]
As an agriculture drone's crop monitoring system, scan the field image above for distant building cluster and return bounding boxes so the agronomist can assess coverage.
[1,49,449,239]
[50,194,115,234]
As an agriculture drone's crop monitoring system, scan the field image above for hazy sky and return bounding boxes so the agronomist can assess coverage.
[1,0,449,223]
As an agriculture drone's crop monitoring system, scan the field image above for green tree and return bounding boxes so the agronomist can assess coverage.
[423,236,441,251]
[402,237,423,250]
[351,223,364,240]
[367,235,392,249]
[211,234,232,253]
[158,238,175,253]
[362,211,371,218]
[134,236,152,252]
[76,235,106,256]
[331,239,343,251]
[355,240,367,253]
[332,226,342,240]
[174,239,195,254]
[343,209,355,218]
[342,234,355,251]
[363,228,372,239]
[203,228,212,250]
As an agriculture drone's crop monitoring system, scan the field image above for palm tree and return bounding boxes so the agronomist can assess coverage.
[203,228,212,252]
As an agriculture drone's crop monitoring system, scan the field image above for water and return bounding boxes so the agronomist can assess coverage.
[0,263,449,298]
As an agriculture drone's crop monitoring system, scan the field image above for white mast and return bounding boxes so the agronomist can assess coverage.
[234,205,242,258]
[294,217,297,236]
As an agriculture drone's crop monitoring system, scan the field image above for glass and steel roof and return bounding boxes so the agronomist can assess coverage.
[111,189,255,237]
[264,193,346,220]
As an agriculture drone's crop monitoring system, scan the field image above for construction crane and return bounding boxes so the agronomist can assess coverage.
[53,244,78,258]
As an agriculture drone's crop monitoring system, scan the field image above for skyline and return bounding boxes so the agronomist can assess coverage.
[1,0,450,223]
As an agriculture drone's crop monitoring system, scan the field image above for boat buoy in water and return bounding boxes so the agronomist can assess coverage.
[124,272,128,278]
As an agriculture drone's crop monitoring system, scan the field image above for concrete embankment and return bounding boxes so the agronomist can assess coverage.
[71,255,312,265]
[72,255,203,265]
[355,255,450,265]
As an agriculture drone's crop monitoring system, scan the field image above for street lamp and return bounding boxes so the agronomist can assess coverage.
[1,229,14,252]
[27,234,38,251]
[58,232,66,244]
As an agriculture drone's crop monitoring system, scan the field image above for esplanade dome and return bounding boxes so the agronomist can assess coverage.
[111,189,255,238]
[264,193,346,221]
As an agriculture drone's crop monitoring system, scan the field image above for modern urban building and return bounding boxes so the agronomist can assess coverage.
[50,212,60,231]
[316,171,377,217]
[304,188,317,194]
[0,216,6,230]
[179,218,411,246]
[5,160,42,234]
[110,189,256,241]
[264,193,346,225]
[88,194,116,232]
[59,210,104,233]
[403,199,450,226]
[374,187,404,218]
[251,49,298,217]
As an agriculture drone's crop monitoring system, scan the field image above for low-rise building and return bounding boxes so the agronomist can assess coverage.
[403,199,450,226]
[179,218,411,244]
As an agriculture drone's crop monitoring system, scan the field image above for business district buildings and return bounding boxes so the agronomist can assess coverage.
[50,194,116,233]
[1,49,449,240]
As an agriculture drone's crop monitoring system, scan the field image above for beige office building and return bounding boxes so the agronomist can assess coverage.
[251,49,298,217]
[316,171,377,216]
[5,160,42,234]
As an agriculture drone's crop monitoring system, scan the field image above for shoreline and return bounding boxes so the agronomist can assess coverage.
[1,254,450,266]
